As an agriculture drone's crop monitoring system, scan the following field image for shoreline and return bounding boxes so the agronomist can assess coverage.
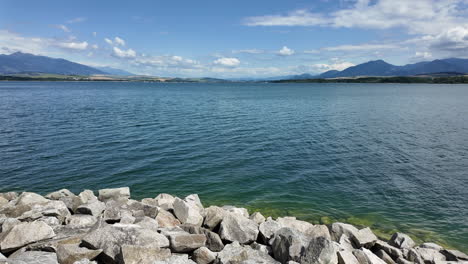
[1,187,466,264]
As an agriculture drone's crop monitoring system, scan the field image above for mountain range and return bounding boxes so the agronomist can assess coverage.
[0,52,133,76]
[1,52,468,79]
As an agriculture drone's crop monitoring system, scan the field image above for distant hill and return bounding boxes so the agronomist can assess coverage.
[314,58,468,78]
[95,66,135,76]
[0,52,105,75]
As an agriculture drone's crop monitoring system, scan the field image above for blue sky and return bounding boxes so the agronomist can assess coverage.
[1,0,468,77]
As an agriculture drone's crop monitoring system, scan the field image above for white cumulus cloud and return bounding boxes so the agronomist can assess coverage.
[213,57,241,67]
[55,41,88,50]
[278,46,295,56]
[112,47,136,58]
[114,37,125,46]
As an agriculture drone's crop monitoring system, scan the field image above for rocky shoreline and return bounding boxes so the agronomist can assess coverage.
[0,188,466,264]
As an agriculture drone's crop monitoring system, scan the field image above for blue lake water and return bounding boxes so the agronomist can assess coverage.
[0,81,467,251]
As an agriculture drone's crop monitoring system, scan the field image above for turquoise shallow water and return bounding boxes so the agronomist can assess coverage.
[1,82,468,251]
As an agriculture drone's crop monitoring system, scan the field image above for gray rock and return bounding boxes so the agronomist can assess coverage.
[396,257,413,264]
[406,248,425,264]
[119,245,172,264]
[98,187,130,202]
[0,221,56,253]
[39,216,61,226]
[78,190,98,204]
[250,212,266,224]
[120,210,136,224]
[56,243,102,264]
[0,192,18,201]
[374,241,404,260]
[6,251,58,264]
[337,250,360,264]
[203,206,225,230]
[134,216,159,230]
[415,246,446,264]
[375,249,396,264]
[180,225,224,252]
[310,225,332,240]
[45,189,81,211]
[222,206,249,218]
[216,241,279,264]
[185,194,204,214]
[65,215,98,229]
[82,223,169,263]
[330,223,359,243]
[157,209,181,227]
[154,193,176,210]
[355,227,378,247]
[174,197,204,226]
[169,232,207,253]
[0,197,7,208]
[219,213,259,244]
[127,199,159,218]
[1,192,49,217]
[153,254,197,264]
[353,248,386,264]
[76,201,105,217]
[298,236,338,264]
[72,259,97,264]
[271,227,310,263]
[45,188,75,200]
[337,235,354,251]
[442,249,468,261]
[22,200,71,224]
[389,233,416,249]
[420,243,444,251]
[193,247,216,264]
[259,218,282,244]
[277,216,315,235]
[250,242,272,255]
[1,218,21,233]
[0,252,5,260]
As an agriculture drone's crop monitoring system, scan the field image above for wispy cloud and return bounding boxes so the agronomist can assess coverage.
[54,41,88,50]
[67,17,87,24]
[112,47,136,58]
[55,24,70,33]
[232,49,265,54]
[213,57,241,67]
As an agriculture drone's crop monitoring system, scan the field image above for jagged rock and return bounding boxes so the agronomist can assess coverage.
[330,223,359,243]
[414,246,446,263]
[6,251,59,264]
[355,227,378,247]
[222,206,249,218]
[0,197,7,208]
[153,254,196,264]
[389,233,416,249]
[180,225,224,252]
[157,209,181,227]
[277,216,315,235]
[271,227,310,263]
[396,257,413,264]
[1,218,20,233]
[353,248,386,264]
[216,241,279,264]
[373,241,404,260]
[134,216,159,230]
[0,192,18,201]
[375,249,396,264]
[337,250,360,264]
[81,223,169,263]
[250,212,266,224]
[45,189,81,211]
[174,198,204,226]
[72,259,97,264]
[98,187,130,202]
[250,242,272,255]
[76,201,105,216]
[219,212,259,244]
[39,216,61,226]
[56,243,102,264]
[1,192,49,217]
[120,210,136,224]
[259,218,282,244]
[22,200,71,224]
[119,245,171,264]
[46,189,75,200]
[185,194,204,214]
[193,246,216,264]
[420,243,443,251]
[0,221,55,253]
[338,235,355,251]
[169,232,206,253]
[66,215,98,229]
[310,225,332,240]
[406,248,425,264]
[298,236,338,264]
[126,199,159,218]
[156,193,176,210]
[0,252,5,260]
[78,190,98,204]
[442,249,468,261]
[203,206,225,230]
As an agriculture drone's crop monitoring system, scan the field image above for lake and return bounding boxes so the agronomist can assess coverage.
[1,81,467,251]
